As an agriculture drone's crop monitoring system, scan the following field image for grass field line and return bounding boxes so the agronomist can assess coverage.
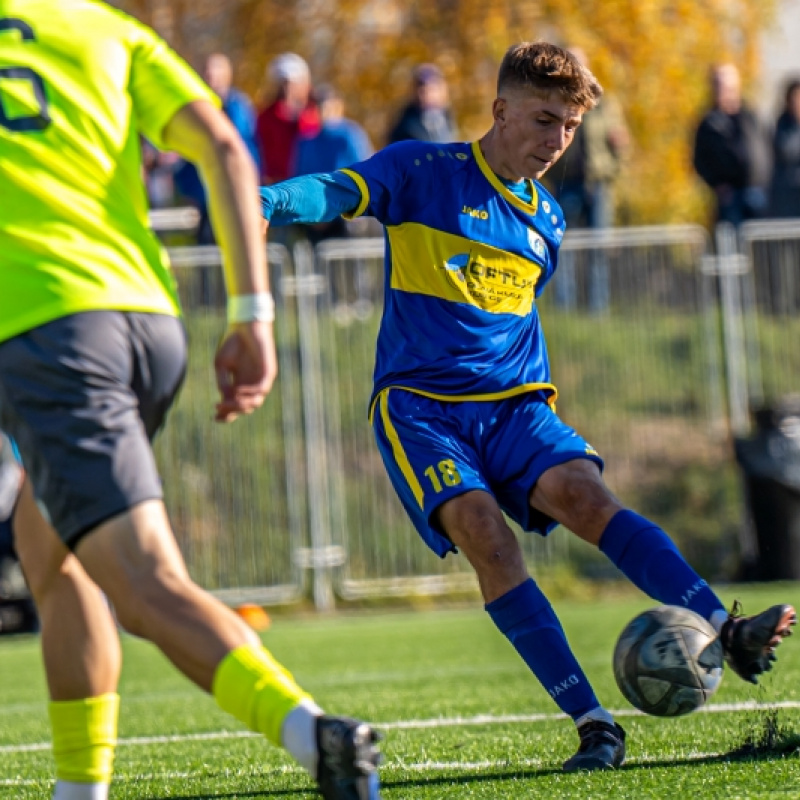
[2,699,798,756]
[0,747,745,788]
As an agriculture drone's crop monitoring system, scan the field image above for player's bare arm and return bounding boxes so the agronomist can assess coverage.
[162,100,277,422]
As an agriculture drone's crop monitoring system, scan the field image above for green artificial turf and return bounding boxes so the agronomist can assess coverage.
[1,584,798,798]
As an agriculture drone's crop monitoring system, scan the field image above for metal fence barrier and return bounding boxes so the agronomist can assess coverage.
[154,218,798,608]
[307,226,728,601]
[301,238,479,601]
[156,243,308,606]
[717,219,800,433]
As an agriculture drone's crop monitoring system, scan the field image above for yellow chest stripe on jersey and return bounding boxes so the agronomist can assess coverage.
[386,222,541,316]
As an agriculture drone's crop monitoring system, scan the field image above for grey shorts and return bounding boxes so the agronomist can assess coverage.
[0,311,187,549]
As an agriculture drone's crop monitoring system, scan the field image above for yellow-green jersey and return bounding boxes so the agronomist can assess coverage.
[0,0,217,342]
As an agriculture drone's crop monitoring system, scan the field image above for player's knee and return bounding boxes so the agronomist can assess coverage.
[452,512,521,571]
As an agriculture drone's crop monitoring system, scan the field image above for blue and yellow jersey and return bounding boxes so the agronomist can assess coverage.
[339,140,565,409]
[0,0,217,342]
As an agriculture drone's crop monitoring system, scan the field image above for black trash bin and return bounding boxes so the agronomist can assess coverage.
[734,396,800,581]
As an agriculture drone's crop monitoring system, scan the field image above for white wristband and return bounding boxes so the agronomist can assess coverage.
[227,292,275,323]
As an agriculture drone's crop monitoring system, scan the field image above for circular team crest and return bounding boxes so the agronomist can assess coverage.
[527,229,546,259]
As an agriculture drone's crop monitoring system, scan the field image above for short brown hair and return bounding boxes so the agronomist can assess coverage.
[498,42,602,110]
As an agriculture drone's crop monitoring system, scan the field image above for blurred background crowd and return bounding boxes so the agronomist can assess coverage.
[125,0,800,242]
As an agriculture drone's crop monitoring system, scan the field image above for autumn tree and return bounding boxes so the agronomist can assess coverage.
[113,0,776,225]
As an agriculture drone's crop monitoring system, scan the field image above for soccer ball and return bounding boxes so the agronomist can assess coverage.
[612,605,724,717]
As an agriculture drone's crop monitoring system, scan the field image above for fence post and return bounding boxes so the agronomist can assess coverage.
[292,240,339,610]
[716,222,751,436]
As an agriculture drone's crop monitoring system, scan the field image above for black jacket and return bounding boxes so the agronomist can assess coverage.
[693,106,771,190]
[387,102,458,145]
[769,111,800,217]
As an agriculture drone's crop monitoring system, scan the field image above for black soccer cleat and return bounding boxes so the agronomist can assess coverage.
[720,602,796,685]
[316,715,382,799]
[562,720,626,773]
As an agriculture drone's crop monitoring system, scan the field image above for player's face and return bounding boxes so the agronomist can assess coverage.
[492,90,584,179]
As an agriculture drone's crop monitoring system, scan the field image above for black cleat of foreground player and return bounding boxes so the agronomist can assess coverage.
[721,602,797,685]
[316,715,382,799]
[562,720,626,773]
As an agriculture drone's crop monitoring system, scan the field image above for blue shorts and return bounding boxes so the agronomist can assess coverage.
[371,389,604,558]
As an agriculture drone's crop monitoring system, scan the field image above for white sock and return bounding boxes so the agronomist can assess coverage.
[575,707,615,729]
[709,608,729,634]
[52,782,109,800]
[281,697,324,776]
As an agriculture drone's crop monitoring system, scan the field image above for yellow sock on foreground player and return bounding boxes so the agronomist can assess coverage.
[49,695,119,793]
[45,642,375,799]
[45,653,309,788]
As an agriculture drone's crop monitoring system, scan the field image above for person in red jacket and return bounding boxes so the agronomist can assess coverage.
[255,53,320,185]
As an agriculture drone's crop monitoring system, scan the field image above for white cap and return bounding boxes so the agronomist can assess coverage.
[268,53,310,83]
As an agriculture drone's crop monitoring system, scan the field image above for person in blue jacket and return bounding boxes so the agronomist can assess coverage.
[175,53,262,244]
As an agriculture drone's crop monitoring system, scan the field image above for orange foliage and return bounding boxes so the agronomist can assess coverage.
[112,0,776,224]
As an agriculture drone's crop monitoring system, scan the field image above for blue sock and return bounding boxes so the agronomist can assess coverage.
[599,509,725,619]
[486,578,600,721]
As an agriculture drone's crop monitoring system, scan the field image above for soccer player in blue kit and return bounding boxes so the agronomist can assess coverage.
[259,42,796,770]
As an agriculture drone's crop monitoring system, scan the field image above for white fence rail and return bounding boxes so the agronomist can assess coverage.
[736,220,800,425]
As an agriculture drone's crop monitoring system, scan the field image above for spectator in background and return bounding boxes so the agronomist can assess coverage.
[547,46,630,313]
[296,84,372,176]
[769,78,800,218]
[692,63,771,228]
[205,53,261,171]
[295,84,374,246]
[296,84,377,321]
[256,53,320,186]
[174,53,260,244]
[387,63,458,145]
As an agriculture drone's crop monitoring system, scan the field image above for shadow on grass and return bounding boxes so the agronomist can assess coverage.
[158,718,799,800]
[157,735,800,800]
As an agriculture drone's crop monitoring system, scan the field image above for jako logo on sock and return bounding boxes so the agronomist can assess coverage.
[681,579,708,606]
[549,674,579,699]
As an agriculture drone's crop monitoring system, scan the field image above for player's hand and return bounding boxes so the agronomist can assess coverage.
[213,321,277,423]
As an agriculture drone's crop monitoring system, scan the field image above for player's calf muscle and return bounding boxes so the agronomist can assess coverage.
[12,481,69,600]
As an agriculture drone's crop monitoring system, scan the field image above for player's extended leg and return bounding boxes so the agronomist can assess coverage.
[74,499,381,800]
[531,459,796,684]
[13,479,122,800]
[438,490,625,771]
